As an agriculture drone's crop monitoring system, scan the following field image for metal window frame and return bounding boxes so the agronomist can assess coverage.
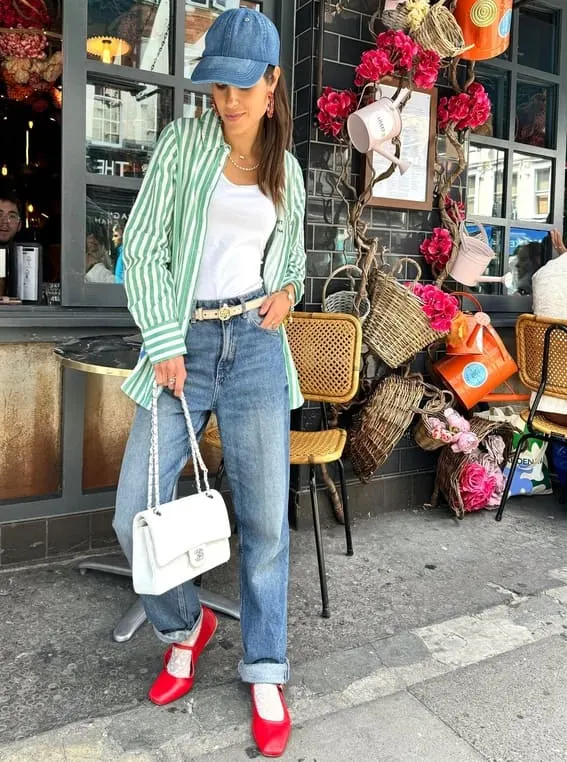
[469,0,567,314]
[62,0,290,308]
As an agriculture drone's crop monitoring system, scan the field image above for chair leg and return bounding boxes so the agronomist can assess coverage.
[495,432,541,522]
[309,464,330,618]
[215,459,225,491]
[336,459,353,557]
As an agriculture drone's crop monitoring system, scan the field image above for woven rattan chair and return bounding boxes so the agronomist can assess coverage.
[495,314,567,521]
[203,311,362,617]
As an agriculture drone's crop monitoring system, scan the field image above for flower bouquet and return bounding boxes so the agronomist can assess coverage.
[430,417,513,518]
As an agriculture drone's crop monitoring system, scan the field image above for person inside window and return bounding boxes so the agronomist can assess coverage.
[112,9,305,758]
[530,228,567,426]
[85,219,115,284]
[0,191,22,246]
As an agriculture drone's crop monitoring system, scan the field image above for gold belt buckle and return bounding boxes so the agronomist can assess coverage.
[218,304,231,321]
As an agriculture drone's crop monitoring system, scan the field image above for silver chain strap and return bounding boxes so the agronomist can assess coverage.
[147,383,211,514]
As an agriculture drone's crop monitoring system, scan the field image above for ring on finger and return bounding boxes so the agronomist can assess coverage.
[167,377,176,385]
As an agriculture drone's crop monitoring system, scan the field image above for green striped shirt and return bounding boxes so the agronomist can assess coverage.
[121,109,306,411]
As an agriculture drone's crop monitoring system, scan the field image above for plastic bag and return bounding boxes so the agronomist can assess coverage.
[476,406,552,496]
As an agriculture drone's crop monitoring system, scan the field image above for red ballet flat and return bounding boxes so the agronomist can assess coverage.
[148,606,217,706]
[251,684,292,758]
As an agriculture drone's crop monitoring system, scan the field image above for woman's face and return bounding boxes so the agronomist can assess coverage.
[112,228,122,247]
[212,67,280,140]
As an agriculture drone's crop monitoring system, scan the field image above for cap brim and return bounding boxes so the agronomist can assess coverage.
[191,56,268,88]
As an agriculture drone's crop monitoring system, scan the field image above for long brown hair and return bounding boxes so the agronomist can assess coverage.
[258,66,292,210]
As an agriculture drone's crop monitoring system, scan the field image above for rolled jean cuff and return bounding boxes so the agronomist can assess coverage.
[152,610,202,645]
[238,658,290,685]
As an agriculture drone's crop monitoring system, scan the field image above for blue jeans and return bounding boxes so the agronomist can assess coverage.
[113,290,291,685]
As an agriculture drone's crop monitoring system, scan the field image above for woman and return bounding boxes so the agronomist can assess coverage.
[530,228,567,427]
[113,8,305,758]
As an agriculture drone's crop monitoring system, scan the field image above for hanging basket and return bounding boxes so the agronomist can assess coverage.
[431,416,514,518]
[413,1,472,59]
[348,372,425,482]
[413,388,455,451]
[322,264,371,322]
[363,257,449,369]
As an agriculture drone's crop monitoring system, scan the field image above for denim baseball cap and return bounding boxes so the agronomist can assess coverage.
[191,8,280,89]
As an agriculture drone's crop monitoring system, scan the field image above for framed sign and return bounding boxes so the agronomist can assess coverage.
[361,83,438,211]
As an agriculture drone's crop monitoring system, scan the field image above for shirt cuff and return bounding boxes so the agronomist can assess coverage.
[142,321,187,365]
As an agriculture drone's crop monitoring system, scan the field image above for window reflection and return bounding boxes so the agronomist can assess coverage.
[85,187,136,284]
[183,91,210,119]
[515,80,556,150]
[86,79,173,177]
[511,153,553,223]
[508,228,551,296]
[467,146,506,218]
[87,0,172,74]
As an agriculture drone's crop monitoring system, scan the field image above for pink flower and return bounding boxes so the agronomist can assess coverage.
[316,87,357,138]
[450,431,479,455]
[444,408,470,433]
[354,49,394,86]
[445,198,465,223]
[414,49,440,90]
[420,227,453,268]
[460,462,497,512]
[438,84,492,133]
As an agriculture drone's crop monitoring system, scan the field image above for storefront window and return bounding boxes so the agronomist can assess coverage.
[87,0,172,74]
[467,146,506,219]
[515,79,557,150]
[511,153,553,223]
[518,6,560,74]
[86,78,173,178]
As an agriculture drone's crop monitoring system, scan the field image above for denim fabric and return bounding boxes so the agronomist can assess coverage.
[113,289,291,685]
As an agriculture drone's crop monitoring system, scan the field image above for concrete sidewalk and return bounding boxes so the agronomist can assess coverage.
[0,495,566,760]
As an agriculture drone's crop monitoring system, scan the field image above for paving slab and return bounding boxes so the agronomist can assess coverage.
[410,635,567,762]
[191,691,486,762]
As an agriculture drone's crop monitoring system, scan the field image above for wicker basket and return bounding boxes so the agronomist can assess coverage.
[322,264,371,322]
[414,1,472,59]
[413,389,455,451]
[431,417,514,518]
[363,258,449,369]
[349,373,425,482]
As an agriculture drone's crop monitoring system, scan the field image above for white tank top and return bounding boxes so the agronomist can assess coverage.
[194,173,277,300]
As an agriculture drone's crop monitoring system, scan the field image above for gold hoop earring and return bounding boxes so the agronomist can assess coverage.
[212,100,221,120]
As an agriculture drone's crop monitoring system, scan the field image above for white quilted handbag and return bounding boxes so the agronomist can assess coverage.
[132,385,231,596]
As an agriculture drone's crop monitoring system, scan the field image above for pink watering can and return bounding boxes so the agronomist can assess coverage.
[346,87,411,175]
[449,220,511,287]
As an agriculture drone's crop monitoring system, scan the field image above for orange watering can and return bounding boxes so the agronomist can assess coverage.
[435,293,518,409]
[453,0,513,61]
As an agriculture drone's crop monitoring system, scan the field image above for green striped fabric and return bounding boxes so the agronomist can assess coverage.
[121,109,306,411]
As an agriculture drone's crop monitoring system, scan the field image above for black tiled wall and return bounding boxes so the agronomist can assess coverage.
[292,1,454,486]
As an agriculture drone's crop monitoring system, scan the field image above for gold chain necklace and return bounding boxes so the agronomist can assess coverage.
[228,154,260,172]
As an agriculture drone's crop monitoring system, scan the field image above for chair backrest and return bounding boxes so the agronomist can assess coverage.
[516,313,567,399]
[285,311,362,404]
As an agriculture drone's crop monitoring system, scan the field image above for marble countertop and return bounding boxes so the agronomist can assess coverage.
[54,334,142,376]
